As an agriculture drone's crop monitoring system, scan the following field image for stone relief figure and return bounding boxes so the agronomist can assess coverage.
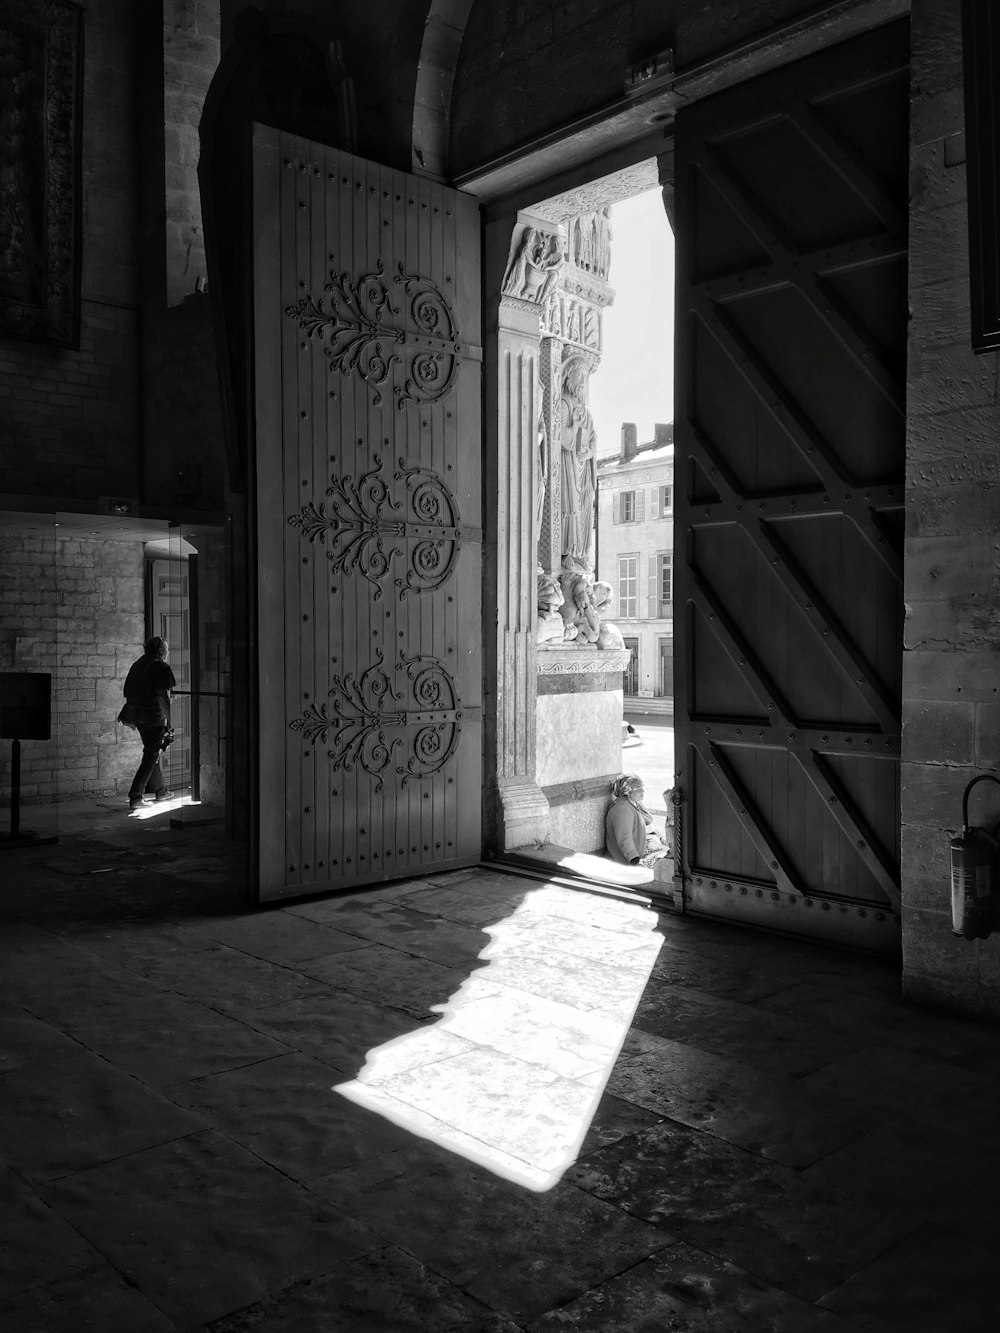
[558,571,600,644]
[503,227,563,304]
[593,581,625,650]
[544,291,563,338]
[560,363,597,565]
[536,569,566,644]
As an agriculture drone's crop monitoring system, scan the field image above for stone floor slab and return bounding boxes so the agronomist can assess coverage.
[0,1267,179,1332]
[206,1244,523,1332]
[0,1165,102,1301]
[800,1043,998,1120]
[566,1118,914,1303]
[759,979,997,1063]
[818,1222,996,1332]
[50,988,293,1086]
[462,950,651,1024]
[312,1142,674,1323]
[378,883,535,929]
[240,986,433,1069]
[289,900,492,968]
[526,1241,870,1332]
[607,1027,881,1168]
[0,1002,82,1074]
[631,982,866,1077]
[297,942,479,1018]
[436,985,626,1079]
[166,1051,422,1180]
[187,907,373,965]
[37,1131,377,1328]
[110,940,330,1012]
[0,1049,202,1182]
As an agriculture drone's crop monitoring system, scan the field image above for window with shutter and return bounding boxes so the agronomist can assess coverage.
[647,558,658,618]
[659,484,672,515]
[657,553,673,617]
[618,555,638,618]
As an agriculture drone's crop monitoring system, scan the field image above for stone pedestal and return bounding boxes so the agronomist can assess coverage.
[536,645,631,852]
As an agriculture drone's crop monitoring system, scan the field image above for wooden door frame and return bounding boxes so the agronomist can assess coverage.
[465,3,910,874]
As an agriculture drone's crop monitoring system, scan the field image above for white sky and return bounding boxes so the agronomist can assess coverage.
[588,188,675,459]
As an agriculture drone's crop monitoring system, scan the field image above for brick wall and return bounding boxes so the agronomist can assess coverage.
[902,0,1000,1020]
[0,533,145,804]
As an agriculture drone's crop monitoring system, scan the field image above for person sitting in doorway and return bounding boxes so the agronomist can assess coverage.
[120,636,175,812]
[605,774,667,867]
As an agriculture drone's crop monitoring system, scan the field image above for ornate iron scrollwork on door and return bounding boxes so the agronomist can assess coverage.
[286,259,461,407]
[288,455,462,599]
[289,649,463,790]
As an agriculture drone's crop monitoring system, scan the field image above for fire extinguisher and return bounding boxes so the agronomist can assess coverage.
[950,774,1000,940]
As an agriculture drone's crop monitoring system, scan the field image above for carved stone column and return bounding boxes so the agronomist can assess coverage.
[483,212,565,851]
[538,335,562,573]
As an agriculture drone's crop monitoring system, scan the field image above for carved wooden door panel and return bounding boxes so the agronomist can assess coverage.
[251,127,482,901]
[673,22,907,950]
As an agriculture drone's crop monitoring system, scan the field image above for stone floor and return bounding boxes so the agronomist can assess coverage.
[2,800,998,1331]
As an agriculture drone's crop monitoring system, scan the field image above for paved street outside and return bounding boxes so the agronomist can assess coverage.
[621,713,674,821]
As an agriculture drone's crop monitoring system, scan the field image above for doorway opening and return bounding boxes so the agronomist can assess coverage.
[0,511,232,849]
[522,168,676,890]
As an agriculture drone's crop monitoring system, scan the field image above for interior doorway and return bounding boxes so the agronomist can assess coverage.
[148,556,192,793]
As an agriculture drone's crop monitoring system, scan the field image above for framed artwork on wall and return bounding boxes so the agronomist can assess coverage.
[0,0,83,348]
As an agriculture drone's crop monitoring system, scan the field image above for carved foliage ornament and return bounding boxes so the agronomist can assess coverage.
[289,649,462,789]
[285,259,461,407]
[288,454,462,599]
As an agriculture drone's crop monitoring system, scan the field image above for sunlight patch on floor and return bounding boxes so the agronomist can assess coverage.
[333,883,663,1191]
[127,794,189,820]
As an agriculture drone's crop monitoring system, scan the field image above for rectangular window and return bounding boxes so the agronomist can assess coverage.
[658,553,673,616]
[618,555,638,618]
[621,490,635,523]
[658,484,672,515]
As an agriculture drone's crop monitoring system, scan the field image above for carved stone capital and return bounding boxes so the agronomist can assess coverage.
[537,645,633,675]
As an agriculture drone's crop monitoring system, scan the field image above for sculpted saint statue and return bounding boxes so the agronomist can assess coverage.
[559,364,597,564]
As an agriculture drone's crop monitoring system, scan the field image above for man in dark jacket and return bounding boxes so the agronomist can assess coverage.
[121,637,176,811]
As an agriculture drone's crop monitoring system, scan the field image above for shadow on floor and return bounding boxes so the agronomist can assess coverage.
[1,799,997,1330]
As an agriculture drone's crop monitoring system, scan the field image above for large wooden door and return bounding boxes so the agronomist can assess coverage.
[673,22,908,950]
[251,128,482,900]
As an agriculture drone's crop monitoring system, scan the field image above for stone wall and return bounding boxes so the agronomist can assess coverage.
[452,0,838,176]
[143,295,226,512]
[0,534,145,805]
[902,0,1000,1020]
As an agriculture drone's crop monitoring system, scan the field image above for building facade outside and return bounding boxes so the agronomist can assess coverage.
[596,423,674,712]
